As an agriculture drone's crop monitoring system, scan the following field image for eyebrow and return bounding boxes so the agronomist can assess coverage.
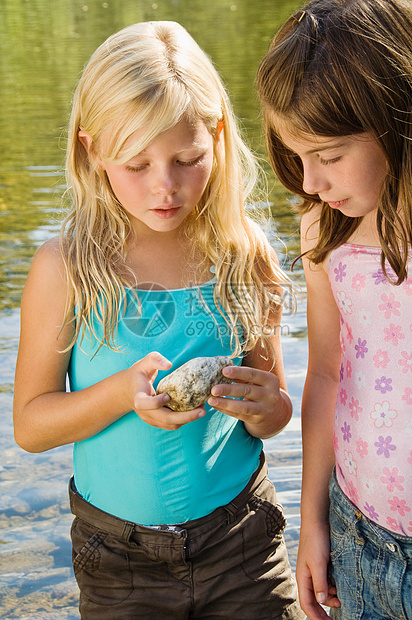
[133,143,208,158]
[303,140,348,155]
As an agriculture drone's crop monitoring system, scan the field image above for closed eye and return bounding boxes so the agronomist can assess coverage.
[177,155,204,167]
[319,156,342,165]
[125,164,147,173]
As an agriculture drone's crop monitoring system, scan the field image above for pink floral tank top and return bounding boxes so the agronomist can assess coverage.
[328,243,412,536]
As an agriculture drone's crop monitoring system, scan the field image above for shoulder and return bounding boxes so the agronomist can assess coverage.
[23,235,68,301]
[30,235,65,273]
[301,205,322,252]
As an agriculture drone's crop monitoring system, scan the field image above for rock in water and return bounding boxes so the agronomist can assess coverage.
[156,356,234,411]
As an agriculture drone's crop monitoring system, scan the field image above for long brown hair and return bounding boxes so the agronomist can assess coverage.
[257,0,412,283]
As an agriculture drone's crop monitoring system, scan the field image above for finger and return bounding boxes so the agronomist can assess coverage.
[323,584,341,609]
[222,364,278,387]
[134,392,170,411]
[211,381,264,401]
[147,406,206,431]
[207,394,261,418]
[134,352,172,380]
[312,571,336,609]
[298,573,331,620]
[165,407,206,426]
[323,594,341,609]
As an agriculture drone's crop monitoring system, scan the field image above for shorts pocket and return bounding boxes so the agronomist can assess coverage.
[240,479,289,582]
[329,503,354,562]
[329,504,364,619]
[71,517,133,606]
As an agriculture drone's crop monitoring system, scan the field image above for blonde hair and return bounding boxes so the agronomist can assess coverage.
[257,0,412,283]
[61,21,290,356]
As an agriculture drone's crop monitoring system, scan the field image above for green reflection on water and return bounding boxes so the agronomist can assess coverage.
[0,0,303,312]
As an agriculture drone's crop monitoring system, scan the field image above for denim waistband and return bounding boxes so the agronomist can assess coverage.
[69,451,268,543]
[329,468,412,553]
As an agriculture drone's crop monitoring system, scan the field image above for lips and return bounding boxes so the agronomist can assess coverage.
[151,205,181,219]
[326,198,349,209]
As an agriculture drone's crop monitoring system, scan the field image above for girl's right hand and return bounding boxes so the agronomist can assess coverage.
[128,352,206,430]
[296,521,340,620]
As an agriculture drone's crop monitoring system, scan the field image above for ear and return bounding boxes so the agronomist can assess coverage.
[78,130,93,153]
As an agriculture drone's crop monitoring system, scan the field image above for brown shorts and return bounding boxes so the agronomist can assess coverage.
[69,454,305,619]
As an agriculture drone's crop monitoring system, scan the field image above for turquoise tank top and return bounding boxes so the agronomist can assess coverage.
[68,279,262,525]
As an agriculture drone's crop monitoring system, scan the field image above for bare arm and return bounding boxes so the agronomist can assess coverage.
[13,238,204,453]
[296,208,341,619]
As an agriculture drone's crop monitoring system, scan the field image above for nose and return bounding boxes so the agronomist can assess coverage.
[152,165,179,196]
[302,162,330,196]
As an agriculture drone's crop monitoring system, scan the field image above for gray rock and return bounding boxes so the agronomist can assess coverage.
[156,356,234,411]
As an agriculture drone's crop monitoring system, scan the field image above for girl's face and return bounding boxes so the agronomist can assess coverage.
[277,124,388,218]
[98,118,215,236]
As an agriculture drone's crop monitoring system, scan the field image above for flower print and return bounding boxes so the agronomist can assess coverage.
[356,437,368,458]
[336,290,353,315]
[388,497,410,517]
[334,262,346,282]
[386,517,399,531]
[408,522,412,533]
[383,324,405,346]
[333,431,339,452]
[362,476,375,495]
[355,338,368,359]
[340,363,344,382]
[403,281,412,296]
[346,324,353,345]
[340,389,348,405]
[352,273,365,291]
[364,502,379,521]
[349,247,368,259]
[339,331,346,354]
[349,397,362,421]
[346,480,359,503]
[372,265,396,284]
[372,269,387,285]
[374,435,396,458]
[370,401,398,428]
[374,376,393,394]
[354,371,366,389]
[346,360,352,378]
[373,350,389,369]
[378,292,401,319]
[408,450,412,466]
[344,450,357,475]
[341,421,351,442]
[399,351,412,374]
[380,467,404,492]
[358,309,372,326]
[402,387,412,405]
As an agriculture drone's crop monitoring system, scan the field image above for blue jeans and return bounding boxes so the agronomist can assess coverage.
[329,470,412,619]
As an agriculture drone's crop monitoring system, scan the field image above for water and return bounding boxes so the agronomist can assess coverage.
[0,0,307,617]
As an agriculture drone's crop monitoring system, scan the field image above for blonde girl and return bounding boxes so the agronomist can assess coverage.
[14,21,304,620]
[257,1,412,619]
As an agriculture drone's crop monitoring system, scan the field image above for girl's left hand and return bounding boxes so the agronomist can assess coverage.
[207,365,291,438]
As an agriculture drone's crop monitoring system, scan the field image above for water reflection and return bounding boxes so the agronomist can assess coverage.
[0,1,306,617]
[0,0,303,312]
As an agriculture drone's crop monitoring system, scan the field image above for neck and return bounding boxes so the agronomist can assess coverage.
[347,210,380,247]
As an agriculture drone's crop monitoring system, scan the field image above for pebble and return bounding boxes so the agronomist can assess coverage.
[156,356,234,411]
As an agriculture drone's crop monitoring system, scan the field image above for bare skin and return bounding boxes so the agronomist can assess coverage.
[14,120,292,453]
